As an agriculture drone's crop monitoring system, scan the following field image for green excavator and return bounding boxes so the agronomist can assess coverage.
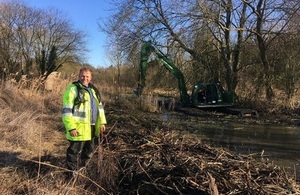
[134,41,258,116]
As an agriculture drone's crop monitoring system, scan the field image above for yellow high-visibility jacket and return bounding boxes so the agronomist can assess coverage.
[62,82,106,141]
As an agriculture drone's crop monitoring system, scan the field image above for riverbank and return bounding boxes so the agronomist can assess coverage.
[0,85,299,194]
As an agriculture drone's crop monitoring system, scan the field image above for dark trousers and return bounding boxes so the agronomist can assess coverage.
[66,125,96,171]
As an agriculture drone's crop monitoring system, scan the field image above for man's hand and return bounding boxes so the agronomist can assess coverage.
[69,129,79,137]
[100,124,106,132]
[100,124,106,138]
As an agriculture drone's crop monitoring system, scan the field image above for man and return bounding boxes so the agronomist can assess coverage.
[62,67,106,172]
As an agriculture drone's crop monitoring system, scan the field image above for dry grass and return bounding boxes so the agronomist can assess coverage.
[236,82,300,115]
[0,78,120,194]
[0,80,67,194]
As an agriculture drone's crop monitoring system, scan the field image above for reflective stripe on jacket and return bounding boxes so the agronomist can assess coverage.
[62,83,107,141]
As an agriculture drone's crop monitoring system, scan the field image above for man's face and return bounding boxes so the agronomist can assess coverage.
[79,70,92,87]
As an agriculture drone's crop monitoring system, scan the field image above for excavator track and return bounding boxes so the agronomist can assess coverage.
[221,107,259,117]
[175,106,259,118]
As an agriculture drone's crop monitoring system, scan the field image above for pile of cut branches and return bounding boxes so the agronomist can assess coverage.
[84,103,299,194]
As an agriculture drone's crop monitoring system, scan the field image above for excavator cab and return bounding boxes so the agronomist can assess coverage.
[191,82,235,107]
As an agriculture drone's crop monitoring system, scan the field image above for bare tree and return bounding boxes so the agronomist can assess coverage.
[244,0,300,101]
[102,0,214,88]
[102,0,252,92]
[272,3,300,103]
[34,8,86,79]
[197,0,251,91]
[0,1,87,81]
[102,0,300,103]
[0,1,24,77]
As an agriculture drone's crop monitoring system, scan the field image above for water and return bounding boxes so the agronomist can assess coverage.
[161,112,300,180]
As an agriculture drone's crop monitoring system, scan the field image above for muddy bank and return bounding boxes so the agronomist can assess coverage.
[174,104,300,126]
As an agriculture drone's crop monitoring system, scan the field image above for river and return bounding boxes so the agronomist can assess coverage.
[160,111,300,181]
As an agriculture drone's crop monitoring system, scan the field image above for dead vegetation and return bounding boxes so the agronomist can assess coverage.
[0,82,299,195]
[95,102,299,195]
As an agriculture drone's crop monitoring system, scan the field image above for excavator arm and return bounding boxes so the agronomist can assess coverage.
[136,41,190,106]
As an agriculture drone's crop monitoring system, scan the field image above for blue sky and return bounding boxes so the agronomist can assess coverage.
[25,0,111,68]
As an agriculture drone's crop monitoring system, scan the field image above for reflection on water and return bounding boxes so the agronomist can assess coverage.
[161,112,300,180]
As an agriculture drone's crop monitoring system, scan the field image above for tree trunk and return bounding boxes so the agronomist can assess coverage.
[256,0,274,101]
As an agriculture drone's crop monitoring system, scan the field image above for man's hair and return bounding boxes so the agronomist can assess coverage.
[79,67,92,74]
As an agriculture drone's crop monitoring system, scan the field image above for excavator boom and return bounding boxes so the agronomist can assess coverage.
[137,41,190,106]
